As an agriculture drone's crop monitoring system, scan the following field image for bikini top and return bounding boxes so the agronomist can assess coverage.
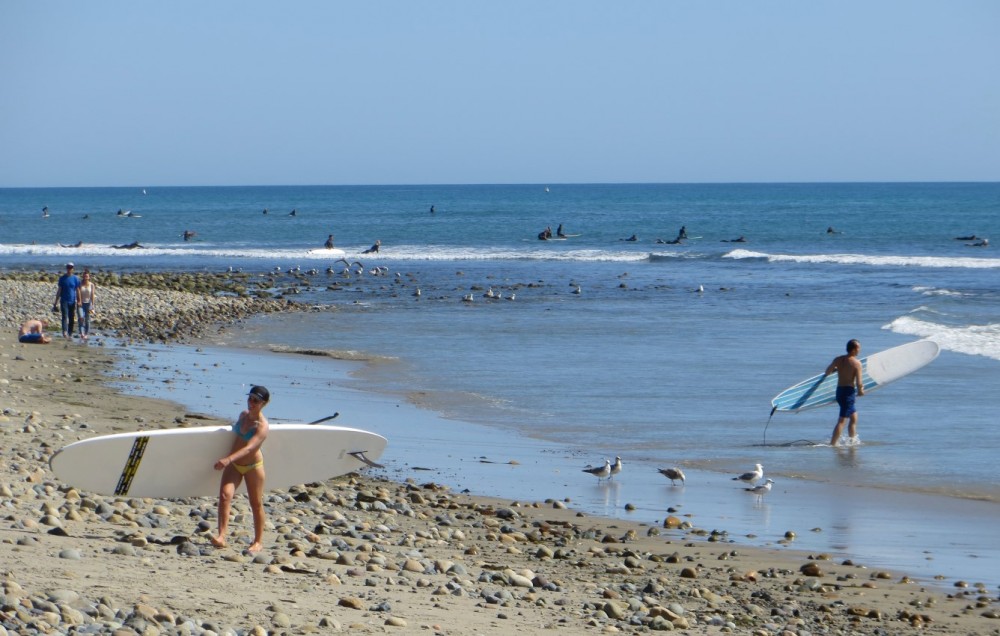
[232,418,257,441]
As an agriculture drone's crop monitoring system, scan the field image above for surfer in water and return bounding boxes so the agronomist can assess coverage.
[324,234,335,249]
[212,385,270,554]
[824,339,864,446]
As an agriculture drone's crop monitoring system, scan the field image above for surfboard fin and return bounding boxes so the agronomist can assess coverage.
[349,451,384,469]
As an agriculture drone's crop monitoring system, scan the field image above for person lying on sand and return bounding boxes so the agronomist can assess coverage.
[18,318,52,344]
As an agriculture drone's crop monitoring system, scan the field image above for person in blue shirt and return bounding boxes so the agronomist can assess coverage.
[51,263,81,339]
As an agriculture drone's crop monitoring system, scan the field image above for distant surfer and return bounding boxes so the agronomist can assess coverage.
[621,234,638,242]
[262,208,268,215]
[59,241,83,248]
[182,230,197,241]
[324,234,335,249]
[212,385,270,555]
[42,206,50,218]
[721,236,747,243]
[429,205,435,214]
[678,226,688,239]
[824,339,864,447]
[538,226,553,241]
[557,224,566,238]
[655,237,682,245]
[954,235,978,241]
[362,239,381,254]
[827,226,842,234]
[111,241,144,250]
[289,209,297,217]
[967,238,989,247]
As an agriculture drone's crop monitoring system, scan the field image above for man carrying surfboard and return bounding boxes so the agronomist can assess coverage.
[825,339,865,446]
[212,385,270,554]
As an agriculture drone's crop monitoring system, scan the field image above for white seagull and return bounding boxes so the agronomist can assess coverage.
[609,456,623,479]
[582,459,612,481]
[745,478,774,503]
[658,467,686,485]
[732,463,763,485]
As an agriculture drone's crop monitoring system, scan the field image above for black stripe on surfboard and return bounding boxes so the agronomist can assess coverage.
[115,436,150,496]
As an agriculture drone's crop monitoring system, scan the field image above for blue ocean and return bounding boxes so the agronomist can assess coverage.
[3,183,999,586]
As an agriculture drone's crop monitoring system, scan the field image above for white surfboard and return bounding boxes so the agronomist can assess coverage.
[50,424,386,498]
[770,340,940,413]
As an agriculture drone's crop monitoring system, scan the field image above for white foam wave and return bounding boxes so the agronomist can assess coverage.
[725,249,1000,269]
[885,316,1000,362]
[0,243,648,264]
[911,286,967,298]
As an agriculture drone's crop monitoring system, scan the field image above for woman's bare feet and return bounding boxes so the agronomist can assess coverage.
[246,542,263,555]
[210,535,226,548]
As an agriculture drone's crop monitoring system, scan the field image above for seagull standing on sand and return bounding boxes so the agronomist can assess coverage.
[732,463,763,485]
[609,456,623,480]
[745,478,774,503]
[582,459,612,481]
[658,467,686,485]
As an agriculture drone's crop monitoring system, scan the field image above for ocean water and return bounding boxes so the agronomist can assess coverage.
[3,183,999,583]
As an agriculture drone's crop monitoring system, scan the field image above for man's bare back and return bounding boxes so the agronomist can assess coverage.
[827,353,863,390]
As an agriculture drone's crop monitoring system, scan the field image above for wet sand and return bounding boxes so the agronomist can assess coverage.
[2,280,999,633]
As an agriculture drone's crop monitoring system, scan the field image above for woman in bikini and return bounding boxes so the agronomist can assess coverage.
[212,385,270,554]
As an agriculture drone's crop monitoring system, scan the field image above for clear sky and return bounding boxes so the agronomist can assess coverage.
[2,2,998,187]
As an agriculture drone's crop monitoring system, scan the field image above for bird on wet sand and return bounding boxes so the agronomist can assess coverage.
[732,463,763,485]
[582,459,612,481]
[609,456,623,479]
[745,478,774,503]
[658,467,686,485]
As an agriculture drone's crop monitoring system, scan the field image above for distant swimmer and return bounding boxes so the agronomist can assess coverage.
[82,214,89,219]
[721,236,747,243]
[538,226,553,240]
[429,205,435,214]
[289,209,297,217]
[621,234,638,242]
[655,237,683,245]
[59,241,83,248]
[967,238,989,247]
[826,226,842,234]
[678,225,688,239]
[111,241,144,250]
[324,234,335,249]
[362,239,381,254]
[262,208,269,215]
[42,206,50,218]
[954,235,979,241]
[183,230,197,241]
[556,223,566,238]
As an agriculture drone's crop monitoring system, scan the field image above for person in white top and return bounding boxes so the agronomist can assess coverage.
[76,270,96,341]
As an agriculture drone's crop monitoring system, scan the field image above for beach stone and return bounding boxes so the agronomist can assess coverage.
[338,597,364,610]
[800,562,823,577]
[58,548,82,560]
[385,616,407,627]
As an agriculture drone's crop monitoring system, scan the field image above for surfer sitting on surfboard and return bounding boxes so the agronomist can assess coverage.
[212,385,270,554]
[824,339,864,446]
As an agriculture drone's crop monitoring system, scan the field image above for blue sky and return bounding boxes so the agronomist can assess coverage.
[2,2,997,186]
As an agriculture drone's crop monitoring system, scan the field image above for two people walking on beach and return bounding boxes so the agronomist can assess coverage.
[825,339,864,446]
[213,385,270,554]
[52,263,97,340]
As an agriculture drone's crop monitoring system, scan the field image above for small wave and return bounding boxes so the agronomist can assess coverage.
[885,316,1000,361]
[911,285,966,298]
[267,345,396,363]
[724,249,1000,269]
[0,243,648,264]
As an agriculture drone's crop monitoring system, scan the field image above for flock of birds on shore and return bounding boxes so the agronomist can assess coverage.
[582,458,775,502]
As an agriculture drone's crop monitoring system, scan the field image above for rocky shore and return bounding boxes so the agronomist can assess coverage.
[2,277,999,635]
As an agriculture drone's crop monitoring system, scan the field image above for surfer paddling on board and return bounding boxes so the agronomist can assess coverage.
[212,385,270,554]
[824,339,864,446]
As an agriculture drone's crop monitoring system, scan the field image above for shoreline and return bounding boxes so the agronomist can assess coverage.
[2,278,999,633]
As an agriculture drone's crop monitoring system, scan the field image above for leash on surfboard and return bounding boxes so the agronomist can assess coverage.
[762,406,816,447]
[308,413,340,425]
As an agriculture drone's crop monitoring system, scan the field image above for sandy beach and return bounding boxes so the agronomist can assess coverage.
[2,278,999,634]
